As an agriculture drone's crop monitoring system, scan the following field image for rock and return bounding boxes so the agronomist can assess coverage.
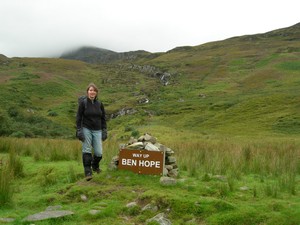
[126,202,138,208]
[165,165,173,171]
[128,137,137,144]
[0,218,15,222]
[126,142,144,150]
[81,194,88,202]
[165,148,174,156]
[239,186,250,191]
[146,213,171,225]
[166,156,176,164]
[23,210,74,222]
[89,210,101,215]
[111,108,137,118]
[112,133,179,178]
[160,177,177,186]
[137,97,149,104]
[168,169,179,178]
[138,133,157,144]
[144,142,160,151]
[156,143,167,151]
[142,203,158,212]
[163,168,169,176]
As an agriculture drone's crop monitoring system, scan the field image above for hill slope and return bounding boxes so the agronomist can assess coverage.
[0,22,299,139]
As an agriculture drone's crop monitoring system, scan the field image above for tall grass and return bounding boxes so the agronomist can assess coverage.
[165,138,299,194]
[0,159,13,206]
[0,136,298,196]
[0,137,81,162]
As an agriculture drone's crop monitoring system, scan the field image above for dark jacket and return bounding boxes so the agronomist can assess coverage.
[76,97,107,131]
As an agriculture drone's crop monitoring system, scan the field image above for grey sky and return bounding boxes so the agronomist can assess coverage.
[0,0,299,57]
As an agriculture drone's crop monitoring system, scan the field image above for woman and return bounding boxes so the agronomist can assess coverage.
[76,83,107,181]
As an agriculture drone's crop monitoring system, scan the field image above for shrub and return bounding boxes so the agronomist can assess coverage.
[7,107,19,118]
[10,131,25,138]
[131,130,140,138]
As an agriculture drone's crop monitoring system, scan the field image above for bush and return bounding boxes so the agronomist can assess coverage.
[131,130,140,138]
[10,131,25,138]
[7,107,19,118]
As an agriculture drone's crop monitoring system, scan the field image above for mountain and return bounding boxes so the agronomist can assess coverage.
[0,22,299,139]
[60,46,159,63]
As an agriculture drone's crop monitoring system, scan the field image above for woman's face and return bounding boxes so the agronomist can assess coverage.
[88,87,97,99]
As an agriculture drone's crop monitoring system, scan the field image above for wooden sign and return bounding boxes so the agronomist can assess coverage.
[118,149,165,175]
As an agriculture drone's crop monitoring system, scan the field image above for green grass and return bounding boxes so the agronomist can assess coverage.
[0,137,299,224]
[1,31,300,138]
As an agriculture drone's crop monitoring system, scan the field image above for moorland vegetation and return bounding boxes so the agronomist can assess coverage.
[0,23,299,224]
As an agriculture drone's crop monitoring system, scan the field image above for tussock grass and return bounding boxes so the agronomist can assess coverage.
[0,160,13,206]
[0,137,81,162]
[0,135,299,224]
[167,138,299,175]
[163,137,299,196]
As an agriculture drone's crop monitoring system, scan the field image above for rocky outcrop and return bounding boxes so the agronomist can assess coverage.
[127,64,172,86]
[110,107,138,119]
[110,133,179,178]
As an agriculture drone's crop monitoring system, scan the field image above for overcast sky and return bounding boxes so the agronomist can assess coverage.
[0,0,299,57]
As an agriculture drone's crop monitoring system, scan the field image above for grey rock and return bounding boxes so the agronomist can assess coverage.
[128,137,137,145]
[23,210,74,222]
[146,213,171,225]
[160,177,177,186]
[165,165,173,171]
[163,168,169,176]
[126,202,138,208]
[138,133,157,144]
[165,149,174,156]
[81,194,88,201]
[166,156,176,164]
[168,169,179,178]
[0,218,15,222]
[126,142,144,149]
[142,203,158,212]
[89,209,101,215]
[144,142,160,151]
[239,186,250,191]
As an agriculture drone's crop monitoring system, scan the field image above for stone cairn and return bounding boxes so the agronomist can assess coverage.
[110,133,178,177]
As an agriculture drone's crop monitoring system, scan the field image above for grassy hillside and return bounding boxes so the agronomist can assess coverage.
[0,22,299,225]
[0,23,299,139]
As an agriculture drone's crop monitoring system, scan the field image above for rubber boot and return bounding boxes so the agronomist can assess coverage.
[92,155,102,174]
[82,153,93,181]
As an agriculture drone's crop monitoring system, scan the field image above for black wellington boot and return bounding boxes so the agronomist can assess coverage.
[82,153,93,181]
[92,155,102,174]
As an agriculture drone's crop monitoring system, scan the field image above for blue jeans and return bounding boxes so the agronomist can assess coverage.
[82,128,103,157]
